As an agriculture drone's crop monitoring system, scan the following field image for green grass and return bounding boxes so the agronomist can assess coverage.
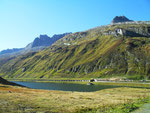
[78,97,150,113]
[0,83,150,113]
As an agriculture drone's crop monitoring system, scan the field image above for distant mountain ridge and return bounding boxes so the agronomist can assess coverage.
[26,33,71,49]
[0,48,24,56]
[0,32,71,56]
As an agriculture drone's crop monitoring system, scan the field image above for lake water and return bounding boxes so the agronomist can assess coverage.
[11,81,120,92]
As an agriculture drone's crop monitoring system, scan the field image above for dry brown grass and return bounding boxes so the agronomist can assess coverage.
[0,84,150,113]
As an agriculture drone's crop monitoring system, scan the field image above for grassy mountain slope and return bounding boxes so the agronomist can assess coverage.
[1,23,150,79]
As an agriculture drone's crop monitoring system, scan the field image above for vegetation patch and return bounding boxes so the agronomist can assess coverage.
[76,97,150,113]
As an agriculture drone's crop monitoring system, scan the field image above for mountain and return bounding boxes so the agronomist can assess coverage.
[0,48,24,56]
[0,17,150,79]
[0,33,71,58]
[111,16,133,24]
[25,33,71,51]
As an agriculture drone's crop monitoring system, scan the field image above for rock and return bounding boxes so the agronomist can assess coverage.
[22,67,26,72]
[87,82,94,85]
[8,91,12,93]
[89,79,95,82]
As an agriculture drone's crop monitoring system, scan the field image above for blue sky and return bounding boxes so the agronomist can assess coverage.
[0,0,150,51]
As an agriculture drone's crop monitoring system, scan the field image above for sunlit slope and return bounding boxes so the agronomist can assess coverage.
[1,23,150,78]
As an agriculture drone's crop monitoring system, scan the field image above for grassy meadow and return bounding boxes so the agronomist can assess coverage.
[0,82,150,113]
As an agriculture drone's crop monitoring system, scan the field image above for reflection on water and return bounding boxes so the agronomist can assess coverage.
[11,81,120,92]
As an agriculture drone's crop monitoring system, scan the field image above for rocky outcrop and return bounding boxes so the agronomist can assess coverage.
[111,16,133,24]
[32,35,51,47]
[103,26,150,37]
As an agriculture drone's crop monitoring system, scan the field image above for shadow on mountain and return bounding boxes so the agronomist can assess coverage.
[0,77,25,87]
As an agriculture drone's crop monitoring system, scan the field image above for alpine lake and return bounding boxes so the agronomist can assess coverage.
[11,81,121,92]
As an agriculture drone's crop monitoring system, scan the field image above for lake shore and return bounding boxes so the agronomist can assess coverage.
[6,77,150,89]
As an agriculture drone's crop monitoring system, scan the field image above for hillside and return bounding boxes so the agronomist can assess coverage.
[0,18,150,79]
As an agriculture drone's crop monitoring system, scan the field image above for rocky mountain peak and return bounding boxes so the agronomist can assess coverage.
[32,35,51,47]
[111,16,133,24]
[39,35,50,39]
[27,33,71,48]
